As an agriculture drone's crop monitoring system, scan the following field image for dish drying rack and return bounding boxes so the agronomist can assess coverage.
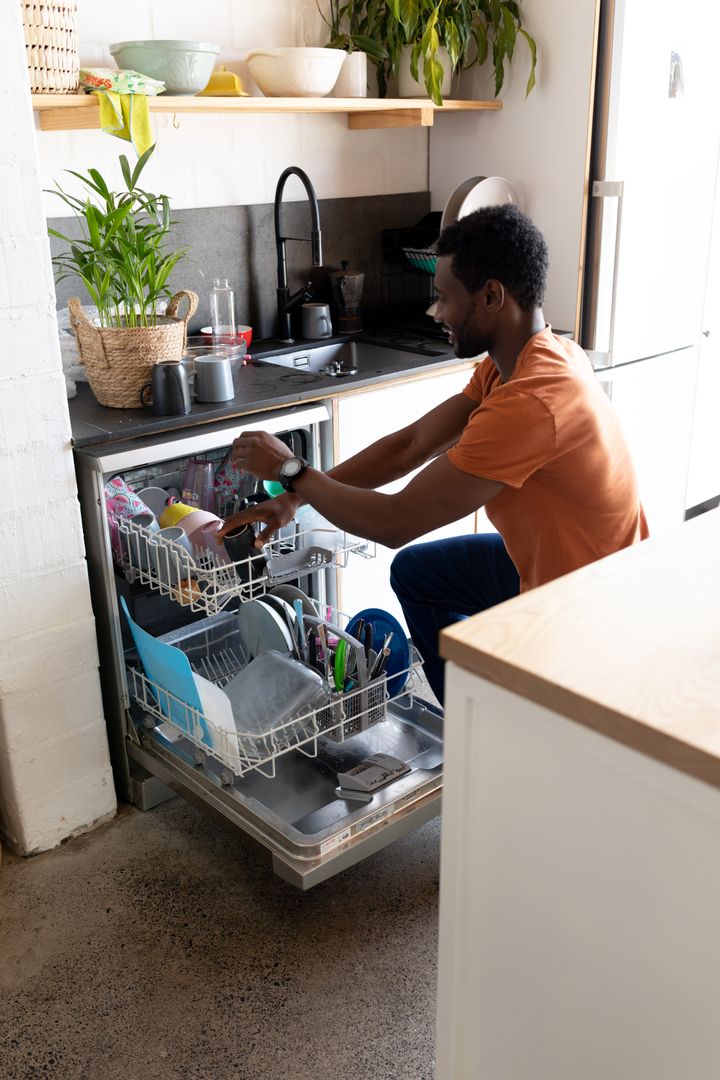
[114,514,374,616]
[127,608,423,781]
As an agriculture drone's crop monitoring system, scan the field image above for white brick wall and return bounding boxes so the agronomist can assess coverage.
[39,0,428,217]
[0,8,116,854]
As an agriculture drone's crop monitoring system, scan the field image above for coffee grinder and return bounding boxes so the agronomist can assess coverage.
[330,261,365,334]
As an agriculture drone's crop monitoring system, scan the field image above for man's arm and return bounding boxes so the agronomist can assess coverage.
[227,428,503,548]
[288,454,502,547]
[216,391,482,546]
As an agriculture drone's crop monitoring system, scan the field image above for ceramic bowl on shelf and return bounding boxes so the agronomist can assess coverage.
[246,48,345,98]
[109,40,220,95]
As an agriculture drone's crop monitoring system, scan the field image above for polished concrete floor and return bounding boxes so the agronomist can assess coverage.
[0,796,441,1080]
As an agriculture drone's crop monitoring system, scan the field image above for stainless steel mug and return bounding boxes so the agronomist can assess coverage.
[140,362,191,416]
[194,355,235,403]
[301,302,332,340]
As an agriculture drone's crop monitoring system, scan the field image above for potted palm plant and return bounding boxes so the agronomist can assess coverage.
[385,0,537,106]
[48,146,197,408]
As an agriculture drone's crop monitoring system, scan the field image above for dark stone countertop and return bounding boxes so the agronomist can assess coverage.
[69,330,467,450]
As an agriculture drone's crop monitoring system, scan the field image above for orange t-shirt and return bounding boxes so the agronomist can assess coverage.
[446,327,649,591]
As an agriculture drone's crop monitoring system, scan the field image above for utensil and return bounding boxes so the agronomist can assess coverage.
[333,638,348,692]
[317,623,330,684]
[292,599,309,663]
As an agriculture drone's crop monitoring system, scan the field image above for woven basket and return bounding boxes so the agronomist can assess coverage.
[22,2,79,93]
[68,292,199,409]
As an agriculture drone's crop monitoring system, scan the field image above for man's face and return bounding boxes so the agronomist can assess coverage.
[433,255,492,359]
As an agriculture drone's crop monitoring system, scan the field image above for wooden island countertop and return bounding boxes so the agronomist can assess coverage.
[440,508,720,788]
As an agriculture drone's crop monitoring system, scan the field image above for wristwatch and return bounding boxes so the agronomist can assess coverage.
[278,456,309,492]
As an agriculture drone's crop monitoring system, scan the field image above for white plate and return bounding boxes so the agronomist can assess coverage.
[457,176,520,219]
[440,175,485,232]
[236,599,293,659]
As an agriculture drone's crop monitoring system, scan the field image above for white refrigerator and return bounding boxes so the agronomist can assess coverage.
[581,0,720,533]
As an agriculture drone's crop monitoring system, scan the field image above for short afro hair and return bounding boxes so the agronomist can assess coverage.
[436,203,548,310]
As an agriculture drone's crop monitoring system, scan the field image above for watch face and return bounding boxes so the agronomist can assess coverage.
[282,458,302,478]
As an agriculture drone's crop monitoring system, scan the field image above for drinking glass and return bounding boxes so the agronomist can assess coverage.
[181,458,217,514]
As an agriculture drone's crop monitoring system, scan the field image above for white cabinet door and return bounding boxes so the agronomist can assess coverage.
[336,367,484,628]
[596,348,699,536]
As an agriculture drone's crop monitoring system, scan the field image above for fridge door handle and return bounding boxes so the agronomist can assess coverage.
[590,179,625,368]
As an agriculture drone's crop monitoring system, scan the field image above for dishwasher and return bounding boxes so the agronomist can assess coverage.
[74,401,444,888]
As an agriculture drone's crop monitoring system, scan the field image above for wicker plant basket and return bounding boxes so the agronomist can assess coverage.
[22,2,79,93]
[68,291,199,409]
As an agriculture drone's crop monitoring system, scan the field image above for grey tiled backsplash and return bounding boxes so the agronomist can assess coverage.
[48,192,431,340]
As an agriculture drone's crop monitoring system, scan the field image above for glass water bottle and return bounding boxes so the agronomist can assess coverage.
[210,278,236,344]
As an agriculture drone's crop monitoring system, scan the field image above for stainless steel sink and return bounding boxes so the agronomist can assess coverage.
[253,340,419,378]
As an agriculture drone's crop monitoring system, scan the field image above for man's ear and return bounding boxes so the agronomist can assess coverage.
[482,278,505,312]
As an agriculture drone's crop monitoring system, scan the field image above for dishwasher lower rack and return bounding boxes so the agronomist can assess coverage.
[126,609,423,781]
[113,515,374,615]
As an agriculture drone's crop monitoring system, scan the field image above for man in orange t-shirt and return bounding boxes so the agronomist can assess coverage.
[221,205,648,705]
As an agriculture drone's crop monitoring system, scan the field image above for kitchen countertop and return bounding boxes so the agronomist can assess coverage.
[69,331,466,449]
[440,507,720,789]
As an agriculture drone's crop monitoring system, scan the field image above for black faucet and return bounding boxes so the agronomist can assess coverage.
[274,166,323,343]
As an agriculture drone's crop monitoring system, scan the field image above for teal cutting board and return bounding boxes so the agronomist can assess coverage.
[120,597,211,745]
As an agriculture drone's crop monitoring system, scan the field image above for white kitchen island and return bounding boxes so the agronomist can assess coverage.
[435,508,720,1080]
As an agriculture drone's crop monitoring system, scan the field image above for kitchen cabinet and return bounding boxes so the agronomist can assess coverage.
[31,93,500,132]
[335,363,491,628]
[436,508,720,1080]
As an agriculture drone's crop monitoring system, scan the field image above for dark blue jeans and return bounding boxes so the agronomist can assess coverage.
[390,534,520,706]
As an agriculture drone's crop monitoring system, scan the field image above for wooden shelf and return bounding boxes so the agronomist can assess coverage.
[31,93,501,132]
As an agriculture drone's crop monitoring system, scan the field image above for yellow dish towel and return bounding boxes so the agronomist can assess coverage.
[95,91,154,157]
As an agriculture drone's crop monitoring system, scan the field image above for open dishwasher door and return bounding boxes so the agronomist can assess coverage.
[74,402,443,888]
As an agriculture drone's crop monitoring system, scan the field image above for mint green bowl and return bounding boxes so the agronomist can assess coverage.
[109,40,220,95]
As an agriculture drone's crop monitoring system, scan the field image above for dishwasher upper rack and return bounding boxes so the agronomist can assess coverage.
[113,514,374,615]
[126,609,423,781]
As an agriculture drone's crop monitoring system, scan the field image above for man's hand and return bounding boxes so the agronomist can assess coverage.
[230,431,293,481]
[216,492,302,547]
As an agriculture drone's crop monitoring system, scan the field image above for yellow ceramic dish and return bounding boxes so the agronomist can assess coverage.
[197,66,248,97]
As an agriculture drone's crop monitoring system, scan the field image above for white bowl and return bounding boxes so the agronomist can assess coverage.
[246,47,345,98]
